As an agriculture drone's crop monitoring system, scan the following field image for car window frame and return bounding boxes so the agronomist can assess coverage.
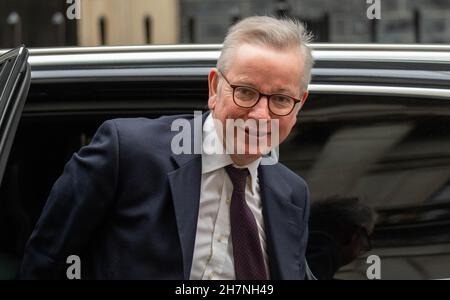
[0,46,31,186]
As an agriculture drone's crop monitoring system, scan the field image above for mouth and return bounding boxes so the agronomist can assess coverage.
[244,128,271,138]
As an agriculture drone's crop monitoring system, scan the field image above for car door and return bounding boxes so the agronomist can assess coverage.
[0,46,30,187]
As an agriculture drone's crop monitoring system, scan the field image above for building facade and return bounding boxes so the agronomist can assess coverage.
[0,0,449,48]
[78,0,179,46]
[179,0,450,44]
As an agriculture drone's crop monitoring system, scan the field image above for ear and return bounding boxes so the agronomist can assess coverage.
[208,68,219,110]
[300,91,309,107]
[294,91,309,115]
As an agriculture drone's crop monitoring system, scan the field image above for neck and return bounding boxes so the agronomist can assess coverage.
[230,154,261,166]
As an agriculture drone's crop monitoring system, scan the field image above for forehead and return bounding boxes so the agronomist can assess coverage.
[226,44,304,92]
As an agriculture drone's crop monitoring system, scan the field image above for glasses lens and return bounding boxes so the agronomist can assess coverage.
[234,86,259,107]
[269,95,295,116]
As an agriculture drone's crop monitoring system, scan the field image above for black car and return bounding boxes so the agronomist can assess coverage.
[0,44,450,279]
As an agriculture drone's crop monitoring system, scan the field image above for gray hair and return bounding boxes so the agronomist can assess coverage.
[217,16,314,92]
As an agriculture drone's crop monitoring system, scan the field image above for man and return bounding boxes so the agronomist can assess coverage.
[20,16,314,279]
[306,196,377,280]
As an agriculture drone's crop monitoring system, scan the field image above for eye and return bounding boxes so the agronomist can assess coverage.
[235,87,258,100]
[271,95,293,108]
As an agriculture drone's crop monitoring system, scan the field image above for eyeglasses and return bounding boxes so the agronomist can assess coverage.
[218,70,303,116]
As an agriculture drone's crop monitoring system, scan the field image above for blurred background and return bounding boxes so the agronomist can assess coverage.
[1,0,450,48]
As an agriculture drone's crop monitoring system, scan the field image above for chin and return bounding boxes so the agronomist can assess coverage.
[230,153,261,166]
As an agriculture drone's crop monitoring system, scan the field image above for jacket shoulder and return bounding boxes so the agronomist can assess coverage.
[106,114,191,147]
[272,162,308,190]
[109,115,190,133]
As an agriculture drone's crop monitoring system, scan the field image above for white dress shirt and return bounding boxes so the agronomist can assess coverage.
[189,114,269,280]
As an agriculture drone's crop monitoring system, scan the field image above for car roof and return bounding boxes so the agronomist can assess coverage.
[2,44,449,99]
[4,44,450,98]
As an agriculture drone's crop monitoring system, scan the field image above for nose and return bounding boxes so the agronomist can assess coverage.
[247,96,271,120]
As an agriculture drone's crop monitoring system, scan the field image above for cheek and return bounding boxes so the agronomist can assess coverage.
[217,96,242,118]
[212,96,234,126]
[215,98,229,117]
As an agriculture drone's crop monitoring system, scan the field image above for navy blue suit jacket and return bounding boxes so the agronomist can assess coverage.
[20,113,310,279]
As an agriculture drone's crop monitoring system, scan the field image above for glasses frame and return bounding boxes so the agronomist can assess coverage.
[218,70,303,117]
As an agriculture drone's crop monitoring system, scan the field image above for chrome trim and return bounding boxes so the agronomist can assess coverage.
[1,44,223,56]
[311,44,450,51]
[28,51,220,67]
[31,67,211,81]
[313,68,450,81]
[3,43,450,56]
[2,44,450,67]
[309,84,450,99]
[26,50,450,68]
[5,44,450,72]
[29,44,223,55]
[314,51,450,62]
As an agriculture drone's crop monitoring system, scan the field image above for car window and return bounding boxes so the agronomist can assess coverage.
[1,76,450,279]
[280,92,450,279]
[0,78,208,279]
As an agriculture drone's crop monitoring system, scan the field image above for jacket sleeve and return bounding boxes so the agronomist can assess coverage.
[20,120,119,279]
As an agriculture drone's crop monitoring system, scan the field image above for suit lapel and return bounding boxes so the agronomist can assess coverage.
[259,164,304,279]
[168,154,201,280]
[167,113,206,279]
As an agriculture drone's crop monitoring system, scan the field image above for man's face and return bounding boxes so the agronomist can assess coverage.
[208,43,308,164]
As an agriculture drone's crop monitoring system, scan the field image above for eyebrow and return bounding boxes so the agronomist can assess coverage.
[233,79,297,97]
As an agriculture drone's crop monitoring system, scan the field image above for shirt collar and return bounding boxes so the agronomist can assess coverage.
[201,114,261,188]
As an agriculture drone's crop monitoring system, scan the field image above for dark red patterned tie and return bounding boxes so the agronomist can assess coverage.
[225,165,268,280]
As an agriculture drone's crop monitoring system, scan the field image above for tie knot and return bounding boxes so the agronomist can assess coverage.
[225,165,249,193]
